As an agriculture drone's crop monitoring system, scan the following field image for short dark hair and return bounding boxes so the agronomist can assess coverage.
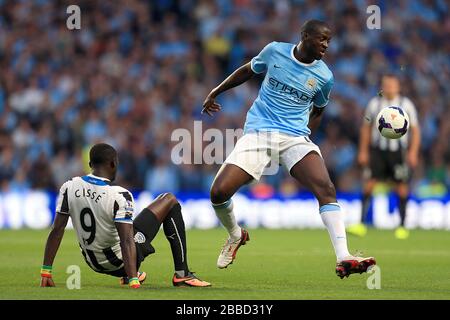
[300,19,331,37]
[89,143,117,167]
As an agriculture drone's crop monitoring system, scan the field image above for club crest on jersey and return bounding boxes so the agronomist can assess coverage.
[124,200,134,212]
[124,211,133,219]
[306,78,317,90]
[134,232,146,244]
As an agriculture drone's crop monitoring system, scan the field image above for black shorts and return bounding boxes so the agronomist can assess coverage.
[367,147,410,183]
[100,208,160,278]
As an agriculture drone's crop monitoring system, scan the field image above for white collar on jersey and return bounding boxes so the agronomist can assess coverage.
[88,173,111,182]
[291,43,319,67]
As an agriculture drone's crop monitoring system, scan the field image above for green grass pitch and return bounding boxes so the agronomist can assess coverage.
[1,228,449,299]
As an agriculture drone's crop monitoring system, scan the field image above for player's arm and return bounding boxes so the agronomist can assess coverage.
[358,121,372,167]
[202,41,275,116]
[114,191,139,288]
[202,62,255,116]
[115,222,139,287]
[404,99,421,168]
[308,106,325,132]
[358,99,377,167]
[407,124,421,169]
[309,77,334,132]
[40,213,69,287]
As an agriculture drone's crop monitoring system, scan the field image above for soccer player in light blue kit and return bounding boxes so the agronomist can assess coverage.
[202,20,376,278]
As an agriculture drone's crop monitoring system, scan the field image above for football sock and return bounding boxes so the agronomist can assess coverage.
[163,203,189,276]
[320,203,351,261]
[399,196,407,227]
[212,199,241,241]
[361,193,371,224]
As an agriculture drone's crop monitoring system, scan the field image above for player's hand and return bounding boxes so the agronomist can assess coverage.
[407,151,418,168]
[357,151,369,167]
[201,94,221,116]
[40,276,55,287]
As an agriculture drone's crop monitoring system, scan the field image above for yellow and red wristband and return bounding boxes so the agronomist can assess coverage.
[40,265,52,278]
[129,277,140,288]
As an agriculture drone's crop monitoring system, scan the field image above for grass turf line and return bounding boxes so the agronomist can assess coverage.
[0,228,449,299]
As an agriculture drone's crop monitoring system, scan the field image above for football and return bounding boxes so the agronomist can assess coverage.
[376,106,410,139]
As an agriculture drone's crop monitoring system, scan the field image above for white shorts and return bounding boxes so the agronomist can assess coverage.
[224,131,322,180]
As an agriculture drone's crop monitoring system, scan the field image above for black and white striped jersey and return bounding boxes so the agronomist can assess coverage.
[56,174,135,272]
[364,95,419,151]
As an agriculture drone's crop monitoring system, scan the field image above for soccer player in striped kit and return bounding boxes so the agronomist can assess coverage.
[40,143,210,288]
[349,74,420,239]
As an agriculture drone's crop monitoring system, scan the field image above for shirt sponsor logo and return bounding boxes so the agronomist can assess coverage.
[268,77,311,103]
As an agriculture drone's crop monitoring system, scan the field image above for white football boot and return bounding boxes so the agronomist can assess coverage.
[217,229,250,269]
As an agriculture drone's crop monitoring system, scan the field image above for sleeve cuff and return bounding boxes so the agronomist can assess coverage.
[314,102,328,108]
[114,218,133,223]
[114,219,133,224]
[250,59,265,74]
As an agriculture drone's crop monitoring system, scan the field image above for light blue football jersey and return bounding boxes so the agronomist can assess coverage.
[244,41,334,136]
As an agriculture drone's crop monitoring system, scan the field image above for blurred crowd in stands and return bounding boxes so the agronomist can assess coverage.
[0,0,449,197]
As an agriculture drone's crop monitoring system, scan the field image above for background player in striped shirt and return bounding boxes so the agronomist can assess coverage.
[40,143,210,288]
[348,74,421,239]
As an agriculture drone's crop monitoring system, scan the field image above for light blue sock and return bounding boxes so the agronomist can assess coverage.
[320,203,351,261]
[212,199,241,241]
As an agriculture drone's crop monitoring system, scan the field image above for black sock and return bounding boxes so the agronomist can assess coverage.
[163,203,189,276]
[399,197,407,227]
[361,193,371,224]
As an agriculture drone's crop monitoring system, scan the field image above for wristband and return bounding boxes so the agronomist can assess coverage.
[129,277,140,288]
[41,265,52,278]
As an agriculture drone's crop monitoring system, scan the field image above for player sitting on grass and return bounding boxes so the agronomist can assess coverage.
[202,19,376,279]
[40,143,210,288]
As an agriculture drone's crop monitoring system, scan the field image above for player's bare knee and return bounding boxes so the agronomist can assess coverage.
[363,184,374,196]
[163,192,179,207]
[363,180,376,195]
[210,183,230,204]
[210,185,222,204]
[396,185,409,199]
[148,192,179,211]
